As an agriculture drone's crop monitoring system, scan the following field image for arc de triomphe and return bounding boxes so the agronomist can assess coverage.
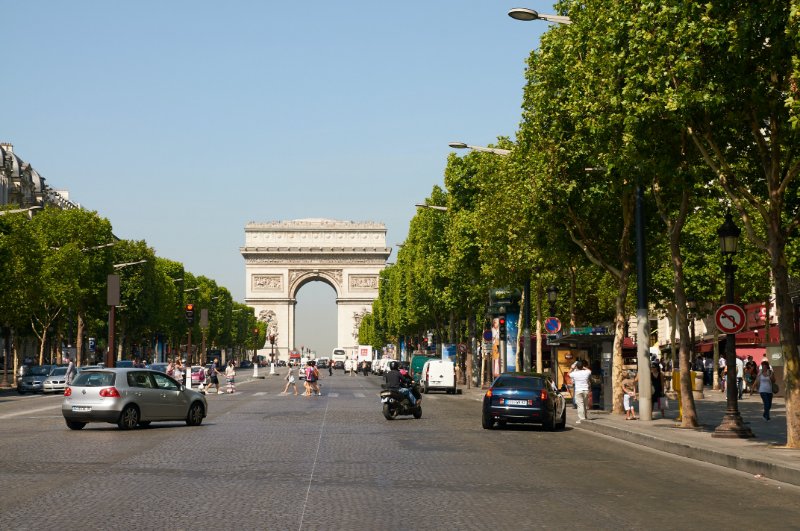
[241,219,392,359]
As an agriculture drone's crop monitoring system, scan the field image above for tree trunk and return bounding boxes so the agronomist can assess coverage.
[770,247,799,447]
[612,275,630,415]
[75,313,85,366]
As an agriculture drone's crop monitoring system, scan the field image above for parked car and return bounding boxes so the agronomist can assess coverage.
[62,368,207,430]
[18,365,54,394]
[239,360,253,369]
[333,360,344,370]
[43,367,69,393]
[276,360,287,367]
[482,372,566,431]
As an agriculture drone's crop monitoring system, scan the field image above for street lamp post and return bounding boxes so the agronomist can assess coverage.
[106,260,147,368]
[507,7,572,25]
[546,285,558,376]
[449,142,535,373]
[713,212,754,438]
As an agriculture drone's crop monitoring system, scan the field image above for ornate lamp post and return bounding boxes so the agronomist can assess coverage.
[546,285,558,375]
[713,212,754,438]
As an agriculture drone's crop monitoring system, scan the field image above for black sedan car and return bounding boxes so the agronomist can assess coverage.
[482,373,566,431]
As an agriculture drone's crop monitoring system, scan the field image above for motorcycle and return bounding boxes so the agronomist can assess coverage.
[380,384,422,420]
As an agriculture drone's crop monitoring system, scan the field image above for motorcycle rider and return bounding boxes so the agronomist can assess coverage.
[385,361,417,406]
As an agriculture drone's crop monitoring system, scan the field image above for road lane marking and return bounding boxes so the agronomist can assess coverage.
[353,392,365,398]
[327,392,339,397]
[0,404,61,420]
[299,387,330,531]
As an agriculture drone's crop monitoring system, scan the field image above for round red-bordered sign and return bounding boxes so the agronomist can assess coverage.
[715,304,746,334]
[545,317,561,334]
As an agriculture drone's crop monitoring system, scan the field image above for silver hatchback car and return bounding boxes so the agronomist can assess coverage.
[62,368,207,430]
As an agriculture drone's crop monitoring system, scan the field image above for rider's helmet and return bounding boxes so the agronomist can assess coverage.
[389,361,399,371]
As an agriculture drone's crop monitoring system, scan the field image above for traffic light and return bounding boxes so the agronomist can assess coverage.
[499,317,507,341]
[185,303,195,325]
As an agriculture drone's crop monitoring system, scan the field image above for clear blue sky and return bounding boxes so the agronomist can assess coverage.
[6,1,550,355]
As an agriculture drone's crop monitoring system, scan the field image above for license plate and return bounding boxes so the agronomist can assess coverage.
[505,399,528,406]
[71,406,91,412]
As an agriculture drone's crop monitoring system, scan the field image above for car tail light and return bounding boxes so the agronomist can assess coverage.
[99,387,121,398]
[64,387,72,397]
[540,389,549,401]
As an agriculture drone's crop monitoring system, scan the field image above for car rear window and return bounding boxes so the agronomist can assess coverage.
[493,376,544,389]
[72,371,115,387]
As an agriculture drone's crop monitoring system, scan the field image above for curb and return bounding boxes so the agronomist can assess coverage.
[576,420,800,487]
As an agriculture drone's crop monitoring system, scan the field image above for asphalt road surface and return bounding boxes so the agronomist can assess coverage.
[1,370,798,530]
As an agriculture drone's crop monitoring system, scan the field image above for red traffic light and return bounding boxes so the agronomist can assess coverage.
[499,318,506,325]
[186,303,194,311]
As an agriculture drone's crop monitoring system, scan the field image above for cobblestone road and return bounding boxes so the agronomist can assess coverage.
[1,371,799,530]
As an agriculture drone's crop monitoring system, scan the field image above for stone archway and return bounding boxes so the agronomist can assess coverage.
[241,219,391,359]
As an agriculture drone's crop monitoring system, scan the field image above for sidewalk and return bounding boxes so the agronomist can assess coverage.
[462,382,800,487]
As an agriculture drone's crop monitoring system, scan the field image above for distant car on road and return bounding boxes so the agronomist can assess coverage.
[43,367,69,393]
[190,366,206,385]
[18,365,54,394]
[149,363,169,373]
[482,372,566,431]
[62,368,207,430]
[333,361,344,370]
[239,360,253,369]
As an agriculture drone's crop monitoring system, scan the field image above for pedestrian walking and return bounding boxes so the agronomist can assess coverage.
[328,361,333,376]
[225,360,236,394]
[622,370,638,420]
[736,356,745,399]
[306,360,321,396]
[650,363,667,418]
[744,355,758,395]
[282,364,298,395]
[718,357,727,392]
[174,359,184,385]
[757,360,776,420]
[568,360,592,424]
[206,358,223,394]
[64,355,76,386]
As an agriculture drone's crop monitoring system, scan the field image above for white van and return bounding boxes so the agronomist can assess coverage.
[420,360,457,394]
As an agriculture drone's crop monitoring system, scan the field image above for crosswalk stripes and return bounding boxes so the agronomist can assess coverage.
[353,392,365,398]
[327,392,339,397]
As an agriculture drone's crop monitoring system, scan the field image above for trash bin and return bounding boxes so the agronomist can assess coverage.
[691,370,704,399]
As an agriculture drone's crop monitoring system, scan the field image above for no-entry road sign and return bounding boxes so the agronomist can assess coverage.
[715,304,746,334]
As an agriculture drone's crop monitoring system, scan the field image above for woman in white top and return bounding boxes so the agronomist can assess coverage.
[757,360,776,421]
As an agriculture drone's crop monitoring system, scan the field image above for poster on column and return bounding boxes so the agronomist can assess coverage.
[506,311,519,372]
[442,344,456,363]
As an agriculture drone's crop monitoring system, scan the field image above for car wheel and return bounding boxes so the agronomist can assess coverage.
[186,402,204,426]
[481,412,494,429]
[138,421,152,428]
[66,420,86,430]
[17,389,24,394]
[382,404,397,420]
[117,405,139,430]
[413,406,422,419]
[547,408,558,432]
[557,408,567,430]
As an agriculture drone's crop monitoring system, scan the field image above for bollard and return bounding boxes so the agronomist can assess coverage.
[691,370,704,400]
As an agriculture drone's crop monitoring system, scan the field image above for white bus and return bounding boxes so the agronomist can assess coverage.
[331,347,347,365]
